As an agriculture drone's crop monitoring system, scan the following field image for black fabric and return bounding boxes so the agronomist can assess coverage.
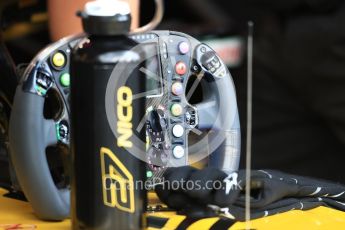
[155,166,345,221]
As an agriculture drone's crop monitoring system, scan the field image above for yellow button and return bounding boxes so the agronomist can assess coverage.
[52,52,66,68]
[171,104,183,116]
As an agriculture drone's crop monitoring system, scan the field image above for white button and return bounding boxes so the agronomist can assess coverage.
[178,41,190,55]
[173,146,185,159]
[172,82,183,96]
[172,124,184,138]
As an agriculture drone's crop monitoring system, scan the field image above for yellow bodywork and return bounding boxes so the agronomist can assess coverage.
[1,188,345,230]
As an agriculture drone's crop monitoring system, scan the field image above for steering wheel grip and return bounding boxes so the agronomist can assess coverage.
[9,86,70,220]
[209,73,241,173]
[195,62,241,173]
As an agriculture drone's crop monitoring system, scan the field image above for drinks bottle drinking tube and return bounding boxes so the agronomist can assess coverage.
[71,1,146,229]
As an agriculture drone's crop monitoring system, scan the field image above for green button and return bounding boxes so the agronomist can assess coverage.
[171,103,183,116]
[146,171,153,178]
[60,73,70,87]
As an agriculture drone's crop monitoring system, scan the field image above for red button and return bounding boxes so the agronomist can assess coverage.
[175,61,187,75]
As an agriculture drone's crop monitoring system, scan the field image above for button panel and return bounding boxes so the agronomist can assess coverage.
[23,42,73,146]
[145,34,201,170]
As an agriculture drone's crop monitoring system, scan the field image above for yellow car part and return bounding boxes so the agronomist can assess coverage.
[1,188,345,230]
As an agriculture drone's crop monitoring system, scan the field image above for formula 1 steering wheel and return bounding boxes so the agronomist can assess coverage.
[9,32,240,220]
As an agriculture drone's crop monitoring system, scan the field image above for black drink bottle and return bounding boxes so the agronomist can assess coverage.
[71,1,146,229]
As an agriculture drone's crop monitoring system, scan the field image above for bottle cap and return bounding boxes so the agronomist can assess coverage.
[79,0,131,35]
[85,0,130,17]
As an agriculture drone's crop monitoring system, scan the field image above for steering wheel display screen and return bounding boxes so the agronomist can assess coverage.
[144,43,162,97]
